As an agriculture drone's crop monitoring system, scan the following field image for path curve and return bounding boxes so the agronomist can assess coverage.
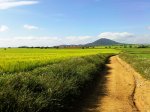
[80,56,140,112]
[118,56,150,112]
[97,56,138,112]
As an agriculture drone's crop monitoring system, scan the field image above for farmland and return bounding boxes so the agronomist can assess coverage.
[119,48,150,79]
[0,48,120,74]
[1,47,150,112]
[0,48,119,112]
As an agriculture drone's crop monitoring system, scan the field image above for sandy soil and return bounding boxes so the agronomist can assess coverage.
[118,56,150,112]
[78,56,150,112]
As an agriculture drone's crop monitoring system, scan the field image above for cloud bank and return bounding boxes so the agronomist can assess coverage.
[0,32,150,47]
[0,36,62,47]
[98,32,135,43]
[98,32,134,40]
[0,36,95,47]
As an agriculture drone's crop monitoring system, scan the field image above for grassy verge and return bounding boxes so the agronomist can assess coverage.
[0,54,112,112]
[119,52,150,79]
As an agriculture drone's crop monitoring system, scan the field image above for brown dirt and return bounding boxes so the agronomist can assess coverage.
[118,56,150,112]
[77,56,150,112]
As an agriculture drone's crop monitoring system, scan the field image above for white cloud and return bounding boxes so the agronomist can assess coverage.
[133,34,150,44]
[0,25,9,32]
[0,36,63,47]
[24,24,39,30]
[98,32,135,43]
[64,36,97,45]
[98,32,134,40]
[98,32,150,44]
[0,35,96,47]
[0,0,38,10]
[0,32,150,47]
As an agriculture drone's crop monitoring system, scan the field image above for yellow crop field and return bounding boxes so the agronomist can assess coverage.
[0,48,120,73]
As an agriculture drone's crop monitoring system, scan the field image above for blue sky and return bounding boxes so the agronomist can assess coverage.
[0,0,150,47]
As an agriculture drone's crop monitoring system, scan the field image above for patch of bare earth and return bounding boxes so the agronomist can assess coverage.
[78,56,150,112]
[118,56,150,112]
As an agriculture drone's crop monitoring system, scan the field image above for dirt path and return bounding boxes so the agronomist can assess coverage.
[118,56,150,112]
[78,56,150,112]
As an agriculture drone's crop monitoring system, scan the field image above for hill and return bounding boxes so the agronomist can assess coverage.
[56,38,121,48]
[85,38,121,46]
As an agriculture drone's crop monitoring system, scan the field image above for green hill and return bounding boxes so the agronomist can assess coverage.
[85,38,121,46]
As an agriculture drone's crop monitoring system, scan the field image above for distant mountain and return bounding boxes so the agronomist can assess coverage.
[56,38,122,48]
[85,38,121,46]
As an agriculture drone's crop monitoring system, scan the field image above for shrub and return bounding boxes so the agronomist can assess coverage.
[0,54,111,112]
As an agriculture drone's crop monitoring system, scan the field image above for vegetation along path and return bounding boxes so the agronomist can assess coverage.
[78,56,150,112]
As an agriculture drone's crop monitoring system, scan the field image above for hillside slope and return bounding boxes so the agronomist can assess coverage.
[85,38,121,46]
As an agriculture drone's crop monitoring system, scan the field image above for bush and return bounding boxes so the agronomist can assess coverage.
[0,54,111,112]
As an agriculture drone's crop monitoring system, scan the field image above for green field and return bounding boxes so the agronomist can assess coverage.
[119,48,150,79]
[0,48,120,73]
[121,48,150,58]
[0,48,120,112]
[1,47,150,112]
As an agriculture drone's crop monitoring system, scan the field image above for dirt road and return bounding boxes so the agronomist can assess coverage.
[78,56,150,112]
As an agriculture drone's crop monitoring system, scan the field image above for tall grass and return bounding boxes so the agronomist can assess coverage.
[0,54,111,112]
[119,52,150,79]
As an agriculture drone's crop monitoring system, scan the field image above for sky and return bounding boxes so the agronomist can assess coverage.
[0,0,150,47]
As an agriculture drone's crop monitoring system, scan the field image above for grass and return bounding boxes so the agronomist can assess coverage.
[0,48,120,73]
[0,54,112,112]
[0,48,119,111]
[119,48,150,79]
